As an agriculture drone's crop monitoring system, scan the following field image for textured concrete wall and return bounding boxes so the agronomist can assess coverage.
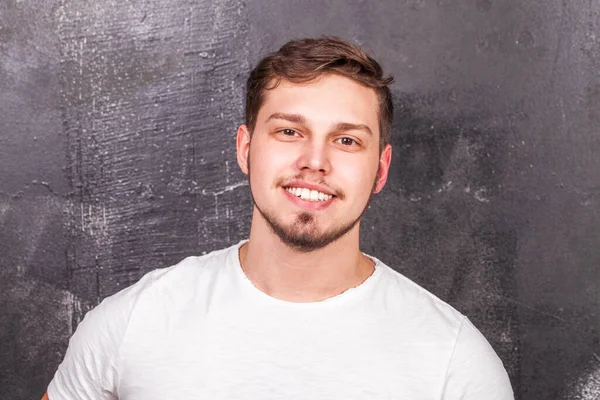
[1,1,598,399]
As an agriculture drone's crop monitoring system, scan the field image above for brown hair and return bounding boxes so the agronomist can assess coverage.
[245,36,394,151]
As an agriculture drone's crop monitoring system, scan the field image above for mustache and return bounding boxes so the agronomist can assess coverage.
[275,174,346,200]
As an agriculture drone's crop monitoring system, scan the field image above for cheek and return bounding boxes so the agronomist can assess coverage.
[336,157,378,191]
[248,141,293,182]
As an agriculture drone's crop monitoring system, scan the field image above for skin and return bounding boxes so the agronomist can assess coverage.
[42,74,392,399]
[237,73,392,302]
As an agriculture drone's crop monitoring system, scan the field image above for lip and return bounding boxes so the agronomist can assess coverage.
[282,188,336,211]
[282,180,336,196]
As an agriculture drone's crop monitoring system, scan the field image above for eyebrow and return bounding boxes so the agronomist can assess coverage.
[265,112,373,136]
[331,122,373,137]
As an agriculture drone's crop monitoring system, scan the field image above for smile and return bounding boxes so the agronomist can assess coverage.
[284,187,334,202]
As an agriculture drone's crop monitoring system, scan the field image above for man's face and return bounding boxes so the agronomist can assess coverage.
[237,74,392,252]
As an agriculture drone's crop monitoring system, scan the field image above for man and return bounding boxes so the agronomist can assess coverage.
[44,37,513,399]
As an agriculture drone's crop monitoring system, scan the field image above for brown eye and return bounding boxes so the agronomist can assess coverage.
[281,129,298,136]
[337,137,357,146]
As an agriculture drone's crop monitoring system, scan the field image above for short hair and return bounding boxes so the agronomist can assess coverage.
[245,36,394,151]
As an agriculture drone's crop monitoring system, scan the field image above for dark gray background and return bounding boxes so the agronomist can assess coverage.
[1,0,599,399]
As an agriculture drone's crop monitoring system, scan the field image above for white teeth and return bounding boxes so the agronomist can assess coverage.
[285,187,333,202]
[301,188,310,200]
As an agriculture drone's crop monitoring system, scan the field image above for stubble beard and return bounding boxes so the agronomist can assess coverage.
[248,156,379,252]
[255,201,366,252]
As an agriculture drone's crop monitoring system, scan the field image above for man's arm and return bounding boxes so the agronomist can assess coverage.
[45,269,161,399]
[46,288,132,399]
[442,317,514,399]
[46,296,122,399]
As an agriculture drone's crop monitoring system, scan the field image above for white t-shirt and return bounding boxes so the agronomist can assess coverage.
[48,241,513,400]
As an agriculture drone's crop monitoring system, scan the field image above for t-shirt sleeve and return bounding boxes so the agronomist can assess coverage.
[47,272,157,400]
[442,317,514,400]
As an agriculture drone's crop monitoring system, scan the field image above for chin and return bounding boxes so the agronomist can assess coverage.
[262,208,359,253]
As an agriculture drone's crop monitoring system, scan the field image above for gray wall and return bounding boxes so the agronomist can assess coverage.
[1,0,599,399]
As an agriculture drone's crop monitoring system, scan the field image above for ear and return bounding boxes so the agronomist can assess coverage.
[373,144,392,194]
[236,124,251,175]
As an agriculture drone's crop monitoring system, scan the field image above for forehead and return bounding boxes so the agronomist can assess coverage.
[258,74,379,131]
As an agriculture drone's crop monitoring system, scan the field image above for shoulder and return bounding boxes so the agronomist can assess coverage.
[371,257,465,331]
[369,257,513,399]
[128,242,240,306]
[47,243,241,398]
[96,243,236,314]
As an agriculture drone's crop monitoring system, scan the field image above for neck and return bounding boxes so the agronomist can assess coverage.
[239,209,375,303]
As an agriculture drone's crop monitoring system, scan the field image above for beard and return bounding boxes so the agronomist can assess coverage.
[248,155,378,252]
[254,200,366,252]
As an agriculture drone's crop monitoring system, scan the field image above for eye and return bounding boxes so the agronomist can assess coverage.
[279,128,299,137]
[336,137,358,146]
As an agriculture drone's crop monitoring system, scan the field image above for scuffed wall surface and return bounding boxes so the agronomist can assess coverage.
[1,0,598,399]
[0,0,81,396]
[56,0,251,302]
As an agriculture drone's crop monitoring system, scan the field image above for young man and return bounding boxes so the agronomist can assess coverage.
[44,37,513,399]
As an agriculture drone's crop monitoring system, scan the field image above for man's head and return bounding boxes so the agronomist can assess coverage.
[237,36,394,252]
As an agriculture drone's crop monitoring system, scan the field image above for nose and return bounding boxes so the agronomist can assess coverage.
[296,138,331,174]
